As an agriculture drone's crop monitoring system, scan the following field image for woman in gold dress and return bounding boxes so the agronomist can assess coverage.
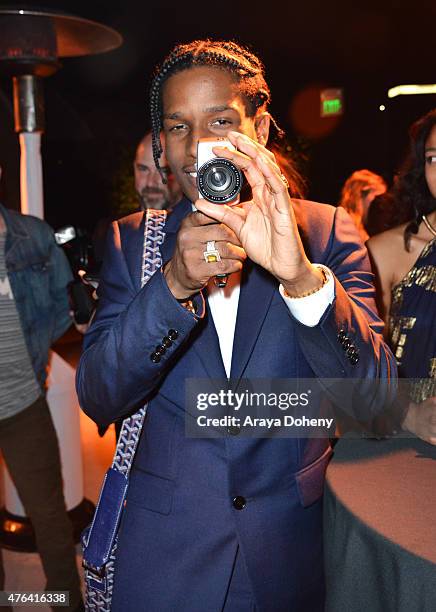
[368,109,436,444]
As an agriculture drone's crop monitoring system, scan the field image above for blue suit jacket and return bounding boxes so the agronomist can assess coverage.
[77,198,396,611]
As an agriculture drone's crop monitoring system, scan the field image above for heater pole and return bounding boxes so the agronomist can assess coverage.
[0,7,122,550]
[13,74,45,218]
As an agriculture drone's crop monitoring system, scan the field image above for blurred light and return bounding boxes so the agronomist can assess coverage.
[379,105,386,111]
[388,84,436,98]
[289,83,342,140]
[5,520,18,532]
[322,98,342,116]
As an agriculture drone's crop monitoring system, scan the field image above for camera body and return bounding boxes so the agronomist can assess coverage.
[197,137,243,205]
[54,225,97,324]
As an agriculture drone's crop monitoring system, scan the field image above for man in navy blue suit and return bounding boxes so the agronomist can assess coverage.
[77,40,396,611]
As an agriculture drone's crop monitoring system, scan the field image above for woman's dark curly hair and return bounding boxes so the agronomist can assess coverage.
[149,39,305,198]
[393,108,436,250]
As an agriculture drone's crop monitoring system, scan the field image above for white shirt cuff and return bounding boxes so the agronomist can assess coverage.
[279,265,335,327]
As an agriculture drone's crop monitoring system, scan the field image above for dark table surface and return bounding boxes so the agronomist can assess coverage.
[324,436,436,612]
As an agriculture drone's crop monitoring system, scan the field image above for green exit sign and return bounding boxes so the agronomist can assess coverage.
[321,89,344,117]
[323,98,342,115]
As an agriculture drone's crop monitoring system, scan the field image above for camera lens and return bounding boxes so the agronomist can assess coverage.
[209,169,231,191]
[197,158,243,204]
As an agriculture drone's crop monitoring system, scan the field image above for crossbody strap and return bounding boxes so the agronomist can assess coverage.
[82,209,167,580]
[111,208,167,475]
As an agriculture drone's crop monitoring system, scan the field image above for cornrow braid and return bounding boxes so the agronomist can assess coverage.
[149,39,272,182]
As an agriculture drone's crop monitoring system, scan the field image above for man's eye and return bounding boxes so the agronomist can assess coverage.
[426,155,436,165]
[169,124,187,132]
[212,118,232,127]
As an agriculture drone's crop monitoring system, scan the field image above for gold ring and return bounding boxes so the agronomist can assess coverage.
[280,174,289,189]
[203,240,221,264]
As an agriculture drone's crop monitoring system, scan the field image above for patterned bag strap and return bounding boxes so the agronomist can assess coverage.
[111,208,167,475]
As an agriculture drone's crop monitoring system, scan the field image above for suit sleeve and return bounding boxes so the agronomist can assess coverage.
[289,206,397,421]
[76,221,205,427]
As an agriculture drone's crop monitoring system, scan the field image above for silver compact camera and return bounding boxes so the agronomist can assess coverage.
[197,137,243,205]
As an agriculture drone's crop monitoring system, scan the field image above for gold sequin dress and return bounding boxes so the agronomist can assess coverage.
[389,238,436,403]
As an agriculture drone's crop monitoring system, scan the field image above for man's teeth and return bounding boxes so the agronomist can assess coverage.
[188,172,197,178]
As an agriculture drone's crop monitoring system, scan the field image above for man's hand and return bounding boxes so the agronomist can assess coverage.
[164,211,246,299]
[194,131,324,297]
[70,310,90,335]
[402,397,436,445]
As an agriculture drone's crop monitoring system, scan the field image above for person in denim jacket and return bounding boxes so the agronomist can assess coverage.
[0,198,83,611]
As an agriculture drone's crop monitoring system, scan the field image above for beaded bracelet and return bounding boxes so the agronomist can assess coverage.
[282,266,329,299]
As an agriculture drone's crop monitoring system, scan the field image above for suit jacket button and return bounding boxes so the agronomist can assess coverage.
[150,352,161,363]
[346,345,356,357]
[168,329,178,341]
[338,329,346,341]
[342,338,351,350]
[350,353,359,365]
[227,425,241,436]
[155,346,166,356]
[162,336,173,349]
[232,496,246,510]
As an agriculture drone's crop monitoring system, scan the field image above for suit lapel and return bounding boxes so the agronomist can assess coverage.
[230,261,277,381]
[160,198,192,266]
[229,201,311,381]
[160,198,227,378]
[191,304,227,379]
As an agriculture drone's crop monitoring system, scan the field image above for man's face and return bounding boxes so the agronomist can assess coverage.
[161,66,265,204]
[425,124,436,199]
[134,134,182,210]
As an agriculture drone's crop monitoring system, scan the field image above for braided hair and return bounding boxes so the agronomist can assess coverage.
[149,40,273,182]
[393,109,436,250]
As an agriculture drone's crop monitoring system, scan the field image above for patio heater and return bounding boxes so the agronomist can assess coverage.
[0,7,122,550]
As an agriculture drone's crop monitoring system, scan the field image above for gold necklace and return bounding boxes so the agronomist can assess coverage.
[422,214,436,238]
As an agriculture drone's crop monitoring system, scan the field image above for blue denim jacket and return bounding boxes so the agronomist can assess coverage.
[1,203,73,389]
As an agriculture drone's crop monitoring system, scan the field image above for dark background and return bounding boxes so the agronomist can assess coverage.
[0,0,435,231]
